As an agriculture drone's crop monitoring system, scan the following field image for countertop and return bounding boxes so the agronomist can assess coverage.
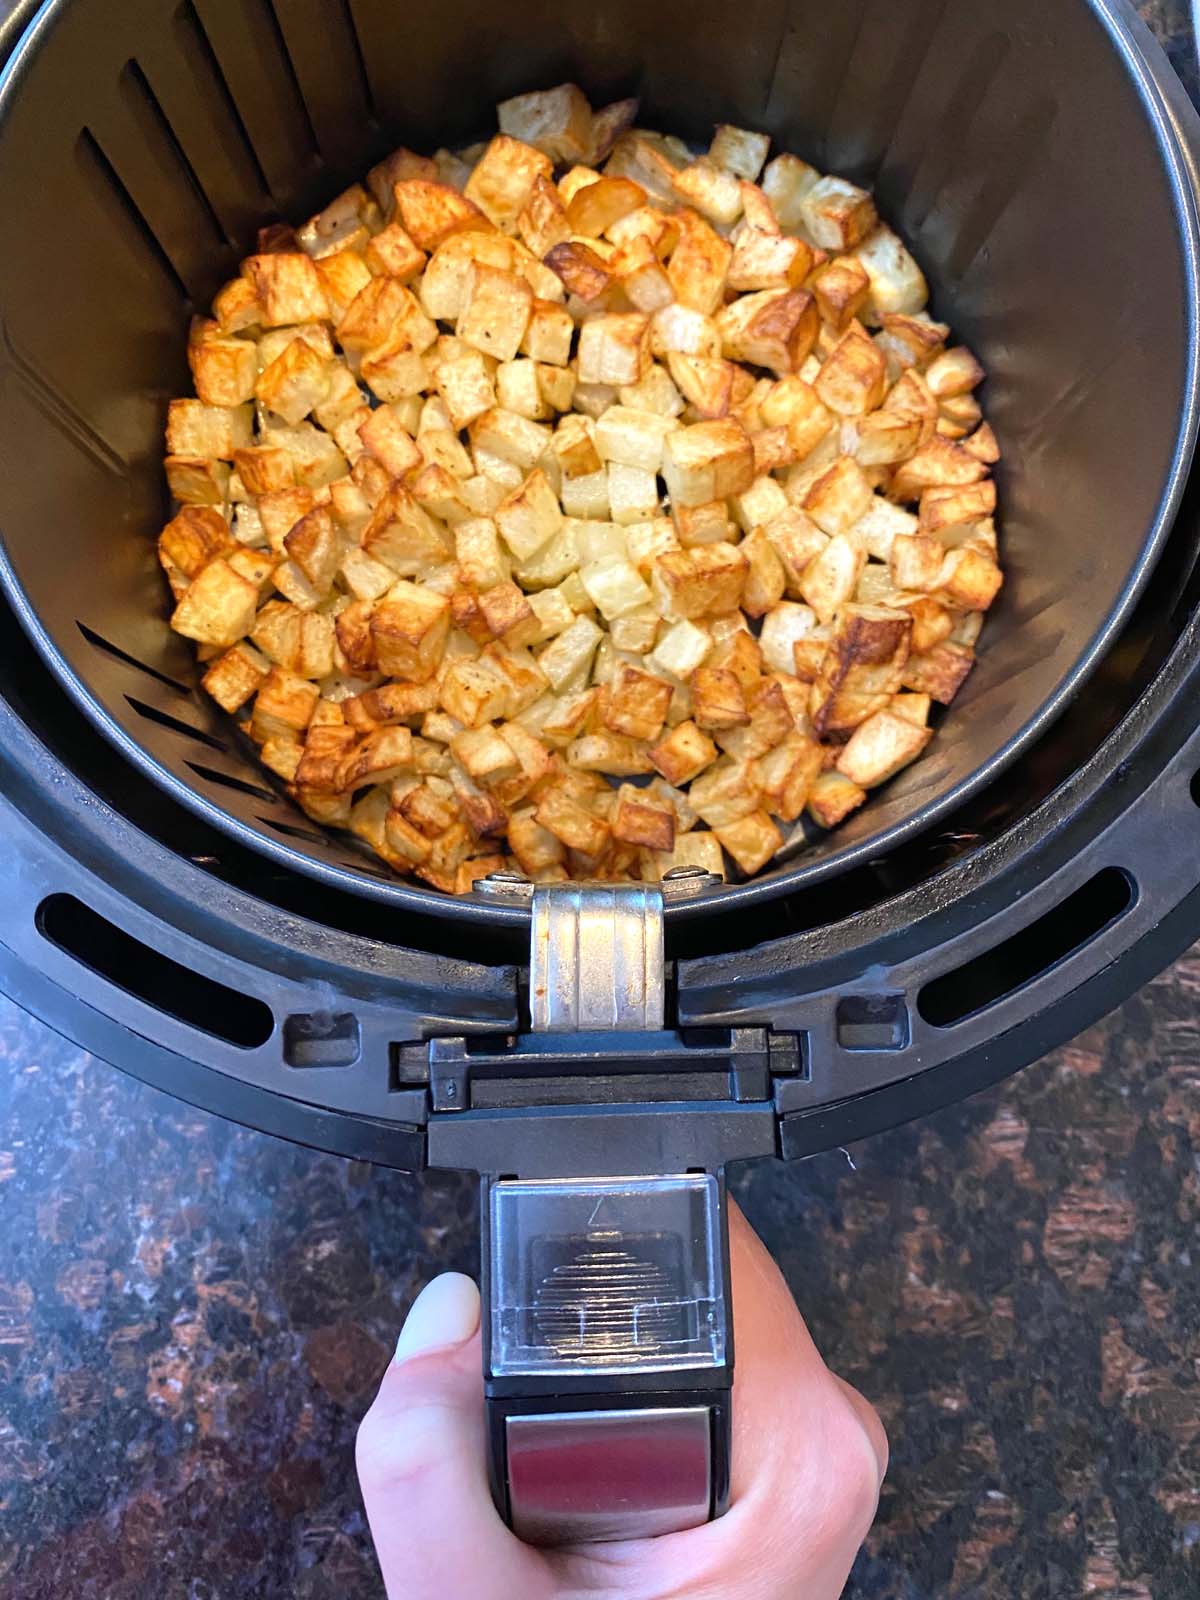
[3,1,1200,1596]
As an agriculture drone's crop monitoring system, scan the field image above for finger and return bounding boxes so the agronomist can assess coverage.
[356,1274,553,1600]
[552,1199,886,1600]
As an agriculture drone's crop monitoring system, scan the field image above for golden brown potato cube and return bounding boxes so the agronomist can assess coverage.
[471,407,552,472]
[900,595,953,655]
[409,462,471,526]
[449,725,521,787]
[494,468,563,561]
[918,480,997,538]
[233,446,295,497]
[370,583,451,681]
[671,159,743,226]
[889,691,932,728]
[535,784,611,856]
[708,124,770,183]
[890,532,945,593]
[715,677,794,761]
[936,393,982,438]
[508,808,567,874]
[853,410,923,467]
[566,732,655,778]
[357,405,422,479]
[252,599,303,668]
[667,208,732,315]
[294,723,359,790]
[170,558,258,647]
[259,736,303,782]
[836,708,932,788]
[477,579,535,642]
[890,437,987,501]
[612,786,676,851]
[189,336,257,408]
[256,336,331,426]
[464,135,552,232]
[565,173,645,235]
[713,810,782,874]
[727,228,813,293]
[252,666,320,741]
[393,178,491,251]
[758,733,823,822]
[284,504,341,590]
[552,413,603,479]
[367,147,439,213]
[801,177,877,251]
[740,529,787,617]
[242,252,329,327]
[811,258,871,330]
[365,222,426,281]
[517,173,571,258]
[877,311,947,371]
[809,604,912,735]
[335,277,413,354]
[384,807,433,865]
[666,353,736,420]
[938,546,1003,611]
[648,829,725,882]
[924,346,985,399]
[807,770,866,828]
[576,313,651,388]
[496,357,551,421]
[458,263,534,363]
[803,455,874,535]
[688,759,762,829]
[963,423,1000,465]
[749,427,793,475]
[166,398,253,460]
[655,542,749,620]
[214,275,262,334]
[159,506,234,579]
[362,484,450,576]
[496,720,555,787]
[757,376,833,462]
[662,418,754,508]
[670,499,733,548]
[608,205,680,258]
[692,666,749,731]
[201,641,269,713]
[522,299,574,367]
[717,288,817,375]
[763,505,827,593]
[257,486,316,552]
[604,664,673,742]
[815,324,888,416]
[360,337,430,404]
[647,719,718,787]
[440,657,510,727]
[543,239,614,303]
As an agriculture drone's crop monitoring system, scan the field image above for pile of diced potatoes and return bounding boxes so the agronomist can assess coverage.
[161,83,1002,895]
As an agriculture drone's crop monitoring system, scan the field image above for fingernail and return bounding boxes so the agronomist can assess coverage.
[393,1272,480,1365]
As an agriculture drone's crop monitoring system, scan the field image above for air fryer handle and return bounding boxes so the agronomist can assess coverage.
[482,1168,734,1544]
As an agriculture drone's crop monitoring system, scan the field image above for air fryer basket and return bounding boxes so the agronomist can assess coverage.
[0,0,1196,925]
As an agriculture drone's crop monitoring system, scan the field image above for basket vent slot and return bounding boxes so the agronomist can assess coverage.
[76,128,189,305]
[120,57,229,251]
[174,0,273,202]
[38,894,273,1048]
[186,761,279,805]
[77,622,192,695]
[126,694,227,754]
[917,867,1134,1027]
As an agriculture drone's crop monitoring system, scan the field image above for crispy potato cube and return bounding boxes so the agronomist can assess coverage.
[552,413,603,479]
[803,455,874,535]
[924,346,985,399]
[848,495,916,563]
[393,179,490,252]
[668,208,731,315]
[799,177,877,251]
[567,732,654,777]
[360,221,422,281]
[811,257,871,330]
[544,239,614,302]
[612,786,676,851]
[653,542,748,619]
[662,418,754,508]
[713,810,781,874]
[159,506,234,579]
[757,376,834,463]
[727,228,813,293]
[671,159,743,226]
[434,349,497,431]
[623,515,679,573]
[739,529,786,618]
[807,770,866,828]
[189,336,257,408]
[507,806,567,874]
[877,312,948,375]
[918,480,997,540]
[360,337,430,404]
[256,336,331,425]
[458,263,533,363]
[440,657,511,727]
[852,409,923,468]
[851,225,928,319]
[938,546,1003,611]
[521,300,574,368]
[214,275,262,334]
[890,437,987,501]
[605,664,673,741]
[964,423,1000,465]
[454,517,510,590]
[536,784,610,855]
[363,484,451,575]
[370,583,450,681]
[809,604,912,735]
[332,600,376,673]
[252,666,320,741]
[202,641,270,713]
[357,405,422,478]
[337,726,415,791]
[494,468,563,560]
[717,288,817,376]
[798,531,866,627]
[580,556,653,620]
[648,719,718,786]
[471,408,552,472]
[537,613,603,690]
[692,666,748,731]
[668,352,737,422]
[763,505,827,592]
[890,692,932,729]
[242,253,328,326]
[170,558,258,647]
[688,759,761,828]
[576,314,651,388]
[668,501,732,551]
[815,325,888,416]
[283,504,341,590]
[231,446,294,499]
[759,732,823,822]
[900,595,954,654]
[449,724,520,787]
[478,578,535,641]
[709,125,770,183]
[346,682,441,730]
[651,304,723,363]
[517,172,572,257]
[836,708,932,788]
[464,135,552,232]
[367,147,439,212]
[759,599,817,675]
[891,532,946,593]
[166,399,253,460]
[566,174,646,235]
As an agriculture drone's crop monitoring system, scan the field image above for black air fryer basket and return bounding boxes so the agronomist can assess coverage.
[2,0,1200,1544]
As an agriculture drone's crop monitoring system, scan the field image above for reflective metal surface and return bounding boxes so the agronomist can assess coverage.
[530,883,665,1033]
[506,1406,712,1544]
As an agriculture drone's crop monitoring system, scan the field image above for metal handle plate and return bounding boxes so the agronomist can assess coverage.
[531,882,665,1033]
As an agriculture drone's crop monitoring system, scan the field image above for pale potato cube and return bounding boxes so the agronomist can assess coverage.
[553,413,603,479]
[798,532,864,623]
[800,176,877,251]
[360,339,430,404]
[851,225,928,320]
[740,528,787,617]
[648,617,712,679]
[836,707,931,788]
[166,399,253,460]
[624,517,679,573]
[455,518,509,590]
[650,829,726,881]
[595,406,673,473]
[255,336,332,425]
[450,723,521,785]
[214,275,262,334]
[560,467,611,520]
[525,587,576,644]
[803,455,874,535]
[850,495,918,562]
[465,134,553,232]
[713,810,782,874]
[759,732,824,821]
[689,758,762,828]
[671,159,743,226]
[522,299,574,366]
[610,607,660,653]
[709,125,770,182]
[759,600,817,675]
[458,263,533,363]
[470,408,551,472]
[853,409,923,467]
[494,467,563,560]
[651,304,723,360]
[537,612,603,689]
[498,84,592,165]
[607,462,660,525]
[420,233,514,321]
[515,524,582,588]
[662,418,754,508]
[577,313,652,387]
[732,475,790,534]
[497,357,552,421]
[760,153,820,229]
[171,559,258,647]
[576,522,628,564]
[580,556,653,619]
[435,350,497,431]
[537,363,576,413]
[727,228,813,293]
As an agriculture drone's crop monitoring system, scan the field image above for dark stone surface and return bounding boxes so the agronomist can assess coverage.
[1,1,1199,1596]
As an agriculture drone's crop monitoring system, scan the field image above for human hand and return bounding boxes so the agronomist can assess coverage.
[357,1200,887,1600]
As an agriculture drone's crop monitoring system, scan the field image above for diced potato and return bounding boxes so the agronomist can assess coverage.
[580,556,653,620]
[171,559,259,647]
[167,399,253,460]
[807,770,866,828]
[717,288,817,375]
[837,707,932,787]
[394,178,491,252]
[537,613,603,689]
[202,640,270,713]
[803,455,874,535]
[689,758,761,828]
[652,543,748,620]
[242,252,329,326]
[672,159,743,226]
[494,468,563,560]
[370,582,451,681]
[464,134,552,232]
[759,600,817,675]
[605,663,673,741]
[595,406,673,473]
[458,263,533,363]
[159,505,234,579]
[714,810,782,874]
[190,336,258,408]
[577,314,652,387]
[649,718,719,786]
[607,463,659,525]
[612,785,676,850]
[648,617,712,679]
[471,408,552,472]
[693,666,748,731]
[662,418,754,508]
[668,208,732,314]
[815,325,888,416]
[709,125,771,183]
[852,226,928,320]
[536,783,611,855]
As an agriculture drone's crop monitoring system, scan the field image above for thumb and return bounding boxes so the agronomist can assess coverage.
[356,1273,552,1600]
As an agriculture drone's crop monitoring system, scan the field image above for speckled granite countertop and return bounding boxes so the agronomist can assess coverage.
[3,3,1200,1597]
